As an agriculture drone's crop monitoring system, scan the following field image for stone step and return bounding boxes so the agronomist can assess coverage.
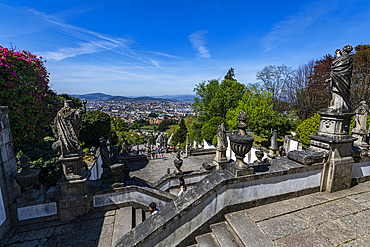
[145,210,151,220]
[210,222,243,247]
[225,210,273,247]
[196,233,221,247]
[187,244,199,247]
[134,208,144,227]
[112,206,133,245]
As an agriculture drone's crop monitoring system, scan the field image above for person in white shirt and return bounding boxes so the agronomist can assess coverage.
[149,202,159,215]
[177,176,187,196]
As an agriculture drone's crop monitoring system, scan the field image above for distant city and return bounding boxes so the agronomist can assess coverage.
[74,93,195,126]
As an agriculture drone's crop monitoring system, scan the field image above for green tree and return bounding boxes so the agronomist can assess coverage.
[351,44,370,108]
[201,117,226,143]
[0,46,58,143]
[224,67,236,81]
[173,119,188,145]
[80,110,111,147]
[226,86,294,139]
[158,118,178,131]
[193,79,220,122]
[193,69,246,122]
[256,64,294,112]
[226,87,274,129]
[295,113,321,148]
[189,119,203,144]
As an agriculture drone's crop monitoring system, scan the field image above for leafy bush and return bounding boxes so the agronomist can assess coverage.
[201,117,226,143]
[80,110,111,147]
[15,138,63,187]
[0,46,58,143]
[295,113,320,148]
[212,135,218,147]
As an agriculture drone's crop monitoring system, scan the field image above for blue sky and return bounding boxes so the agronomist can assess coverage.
[1,0,370,96]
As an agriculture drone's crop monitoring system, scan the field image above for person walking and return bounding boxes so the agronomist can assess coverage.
[177,176,187,196]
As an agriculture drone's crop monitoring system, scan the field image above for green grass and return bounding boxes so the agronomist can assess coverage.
[140,125,158,130]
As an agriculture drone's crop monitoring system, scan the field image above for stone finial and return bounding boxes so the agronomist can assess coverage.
[174,150,183,175]
[236,111,248,136]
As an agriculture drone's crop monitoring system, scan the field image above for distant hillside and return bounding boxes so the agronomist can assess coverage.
[156,94,194,102]
[108,96,131,101]
[71,93,113,100]
[71,93,194,102]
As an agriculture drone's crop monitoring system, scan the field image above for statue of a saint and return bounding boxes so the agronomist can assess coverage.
[99,137,110,167]
[327,45,353,111]
[216,123,228,149]
[53,100,86,157]
[353,101,369,133]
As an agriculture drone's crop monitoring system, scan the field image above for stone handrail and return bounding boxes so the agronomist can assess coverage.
[93,185,176,210]
[115,157,324,247]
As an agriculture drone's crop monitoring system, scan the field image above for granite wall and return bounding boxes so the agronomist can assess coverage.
[0,107,20,240]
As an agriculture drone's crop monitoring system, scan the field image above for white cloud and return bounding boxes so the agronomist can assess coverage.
[41,41,118,61]
[260,1,336,52]
[150,59,160,68]
[188,30,211,59]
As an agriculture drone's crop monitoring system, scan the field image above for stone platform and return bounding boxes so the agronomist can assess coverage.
[2,181,370,246]
[129,154,214,182]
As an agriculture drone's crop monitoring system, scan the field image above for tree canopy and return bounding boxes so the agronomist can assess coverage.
[193,68,246,122]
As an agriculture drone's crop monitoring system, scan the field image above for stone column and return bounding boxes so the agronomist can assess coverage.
[0,107,20,239]
[185,133,191,157]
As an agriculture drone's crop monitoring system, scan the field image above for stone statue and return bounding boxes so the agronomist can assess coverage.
[164,133,168,153]
[353,101,369,133]
[156,133,164,147]
[53,100,87,157]
[121,142,129,156]
[270,129,278,150]
[99,137,110,167]
[216,123,228,149]
[327,45,353,111]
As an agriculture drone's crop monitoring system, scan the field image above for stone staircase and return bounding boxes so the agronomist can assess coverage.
[112,206,150,245]
[190,210,273,247]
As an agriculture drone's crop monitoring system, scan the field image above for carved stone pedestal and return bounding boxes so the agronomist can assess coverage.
[57,154,91,221]
[310,110,356,192]
[352,129,369,149]
[213,147,228,170]
[59,155,83,179]
[57,175,92,221]
[227,163,254,177]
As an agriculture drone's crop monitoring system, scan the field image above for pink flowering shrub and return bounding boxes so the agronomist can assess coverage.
[0,46,58,143]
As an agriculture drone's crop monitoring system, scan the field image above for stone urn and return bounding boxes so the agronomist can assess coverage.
[228,112,254,176]
[174,150,183,175]
[15,155,41,201]
[110,163,125,182]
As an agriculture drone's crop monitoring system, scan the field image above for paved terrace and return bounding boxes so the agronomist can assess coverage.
[2,181,370,246]
[129,153,214,182]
